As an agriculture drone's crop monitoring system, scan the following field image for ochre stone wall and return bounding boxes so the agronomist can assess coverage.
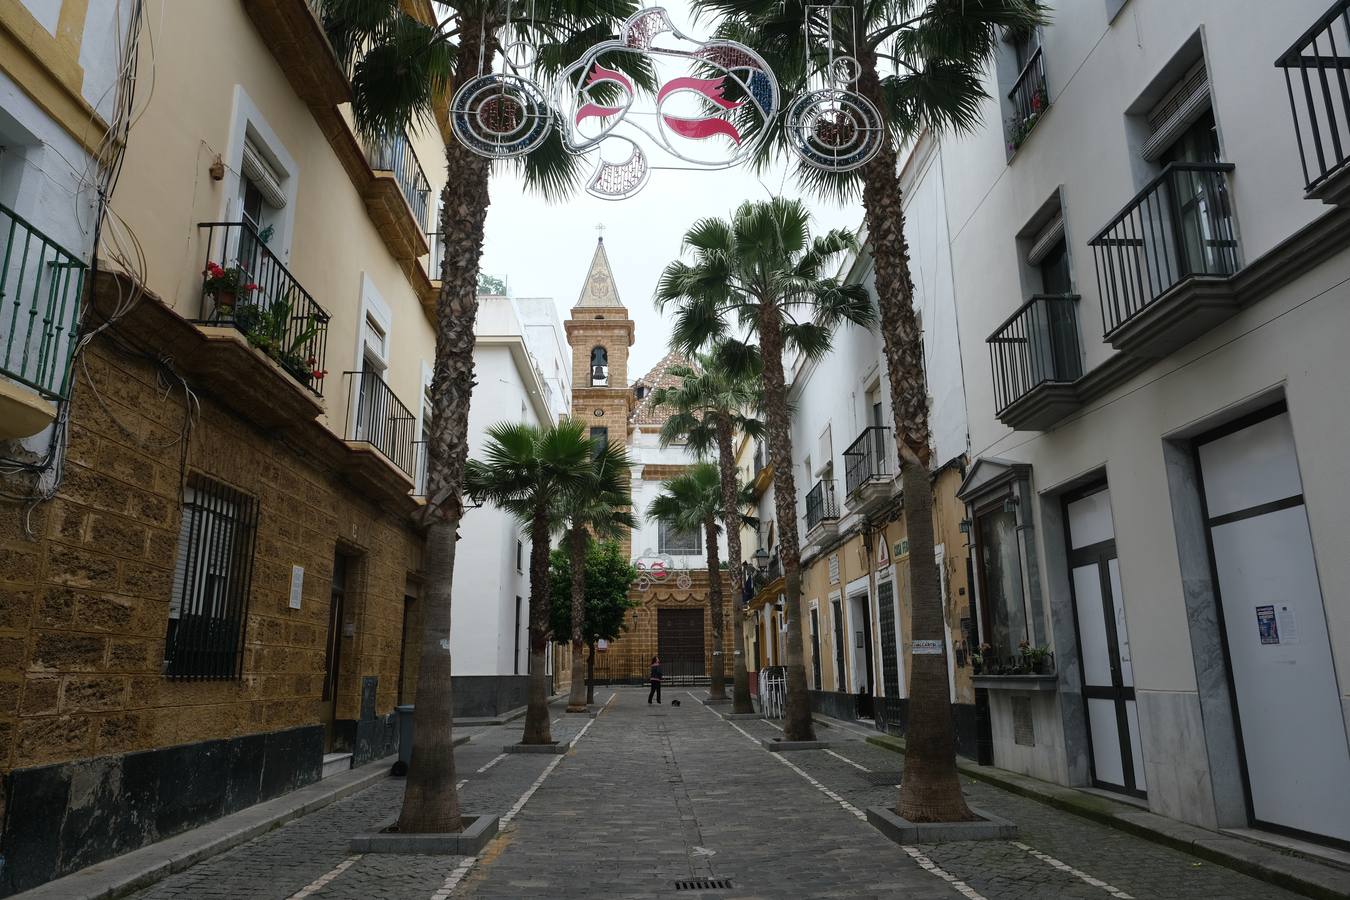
[0,334,423,783]
[596,570,737,681]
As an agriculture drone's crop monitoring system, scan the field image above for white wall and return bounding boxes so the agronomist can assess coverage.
[629,427,730,566]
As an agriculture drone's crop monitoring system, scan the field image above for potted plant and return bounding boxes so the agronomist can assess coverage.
[971,643,991,675]
[203,262,258,318]
[1020,640,1053,675]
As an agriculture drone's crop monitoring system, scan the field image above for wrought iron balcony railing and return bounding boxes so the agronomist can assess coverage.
[1088,162,1239,336]
[1006,46,1049,153]
[424,231,445,282]
[805,478,839,532]
[1277,0,1350,194]
[345,369,418,477]
[843,426,896,496]
[987,294,1083,413]
[196,221,331,396]
[364,130,431,230]
[0,202,86,402]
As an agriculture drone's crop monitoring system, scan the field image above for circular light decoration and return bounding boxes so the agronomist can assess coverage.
[451,74,551,160]
[593,408,606,417]
[785,88,883,173]
[830,55,861,86]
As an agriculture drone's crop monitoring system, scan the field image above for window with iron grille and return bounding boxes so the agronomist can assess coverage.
[164,476,260,679]
[658,520,702,555]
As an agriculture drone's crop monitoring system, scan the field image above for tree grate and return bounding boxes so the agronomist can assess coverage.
[674,878,733,891]
[861,771,905,785]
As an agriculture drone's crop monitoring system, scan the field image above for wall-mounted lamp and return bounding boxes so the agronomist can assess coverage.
[1002,495,1019,514]
[958,519,973,536]
[753,546,769,575]
[209,154,225,181]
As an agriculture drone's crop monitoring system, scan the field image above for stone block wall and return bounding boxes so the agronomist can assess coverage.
[596,570,737,682]
[0,328,424,891]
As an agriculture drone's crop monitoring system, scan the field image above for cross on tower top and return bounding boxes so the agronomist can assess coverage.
[595,223,606,241]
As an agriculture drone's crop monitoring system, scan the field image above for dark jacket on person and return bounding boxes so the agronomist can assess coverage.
[649,664,662,682]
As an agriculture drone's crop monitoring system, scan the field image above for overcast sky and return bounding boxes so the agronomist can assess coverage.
[476,2,863,380]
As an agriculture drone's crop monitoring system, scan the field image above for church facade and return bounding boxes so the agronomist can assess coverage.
[565,239,735,685]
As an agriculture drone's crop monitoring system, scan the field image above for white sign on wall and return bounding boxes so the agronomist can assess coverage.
[288,565,304,610]
[828,554,840,585]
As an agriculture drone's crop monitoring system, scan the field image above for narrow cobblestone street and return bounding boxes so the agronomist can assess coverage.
[116,689,1307,899]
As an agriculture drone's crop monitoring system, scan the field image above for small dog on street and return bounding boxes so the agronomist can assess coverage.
[670,699,681,707]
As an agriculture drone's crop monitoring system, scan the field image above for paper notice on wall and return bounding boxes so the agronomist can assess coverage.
[912,639,944,656]
[1275,603,1300,644]
[289,565,304,610]
[1256,605,1279,645]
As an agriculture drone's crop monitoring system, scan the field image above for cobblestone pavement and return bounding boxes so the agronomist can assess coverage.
[124,689,1308,899]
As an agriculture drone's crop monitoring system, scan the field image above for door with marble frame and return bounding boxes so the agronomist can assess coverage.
[1063,483,1146,799]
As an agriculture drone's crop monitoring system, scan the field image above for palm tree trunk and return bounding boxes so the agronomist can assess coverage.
[715,420,753,713]
[395,26,494,836]
[567,527,589,711]
[703,516,726,701]
[397,517,464,832]
[757,301,815,742]
[586,640,596,705]
[522,508,554,744]
[857,56,972,823]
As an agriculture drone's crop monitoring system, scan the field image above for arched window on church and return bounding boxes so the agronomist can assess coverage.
[590,346,609,386]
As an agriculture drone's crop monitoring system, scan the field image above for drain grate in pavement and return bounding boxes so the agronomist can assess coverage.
[675,878,733,891]
[861,771,904,784]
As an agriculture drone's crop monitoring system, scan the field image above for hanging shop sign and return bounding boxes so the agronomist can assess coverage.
[554,7,779,200]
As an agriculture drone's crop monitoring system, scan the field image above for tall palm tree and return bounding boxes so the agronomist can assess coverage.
[466,420,598,745]
[657,198,873,741]
[320,0,646,833]
[650,345,763,710]
[557,440,635,712]
[693,0,1047,822]
[647,463,756,696]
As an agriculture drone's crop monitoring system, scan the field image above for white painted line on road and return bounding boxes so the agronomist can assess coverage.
[475,752,508,775]
[431,856,476,900]
[499,703,604,830]
[288,853,362,898]
[1012,842,1134,898]
[707,702,989,900]
[825,749,870,772]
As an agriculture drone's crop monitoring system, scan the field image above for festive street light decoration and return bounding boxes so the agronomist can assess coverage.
[784,5,883,173]
[451,0,553,159]
[555,7,780,200]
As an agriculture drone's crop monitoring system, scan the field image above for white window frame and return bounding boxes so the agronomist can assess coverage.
[220,86,299,261]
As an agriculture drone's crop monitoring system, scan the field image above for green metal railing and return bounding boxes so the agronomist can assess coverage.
[0,202,86,401]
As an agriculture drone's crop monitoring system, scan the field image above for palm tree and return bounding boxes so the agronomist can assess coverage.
[650,345,763,710]
[466,420,598,745]
[692,0,1047,822]
[557,440,635,712]
[657,198,873,741]
[647,463,756,696]
[320,0,646,833]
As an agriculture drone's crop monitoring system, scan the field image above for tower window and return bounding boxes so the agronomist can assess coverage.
[590,346,609,386]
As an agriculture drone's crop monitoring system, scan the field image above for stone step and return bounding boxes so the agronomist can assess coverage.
[321,752,353,779]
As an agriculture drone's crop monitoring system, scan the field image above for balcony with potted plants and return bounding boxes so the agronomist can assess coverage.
[1088,162,1241,358]
[843,426,897,513]
[1005,45,1049,157]
[987,294,1084,430]
[972,643,1057,692]
[190,220,331,428]
[1276,0,1350,206]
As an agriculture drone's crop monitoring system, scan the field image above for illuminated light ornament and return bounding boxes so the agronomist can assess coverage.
[451,73,552,159]
[785,87,883,172]
[556,7,780,201]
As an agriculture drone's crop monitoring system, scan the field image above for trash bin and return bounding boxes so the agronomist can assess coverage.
[396,704,415,768]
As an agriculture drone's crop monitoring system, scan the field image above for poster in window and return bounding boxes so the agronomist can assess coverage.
[1256,605,1279,645]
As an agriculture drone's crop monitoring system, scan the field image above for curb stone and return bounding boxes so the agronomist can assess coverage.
[866,734,1350,900]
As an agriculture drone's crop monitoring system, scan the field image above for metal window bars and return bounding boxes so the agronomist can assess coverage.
[987,294,1083,413]
[345,369,418,477]
[805,478,839,532]
[1006,45,1049,152]
[0,202,86,401]
[1277,0,1350,193]
[196,221,331,397]
[842,426,896,497]
[164,476,260,680]
[1088,162,1240,337]
[364,130,432,231]
[424,231,445,282]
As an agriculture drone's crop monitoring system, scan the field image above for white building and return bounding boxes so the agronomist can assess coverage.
[515,296,572,423]
[935,0,1350,846]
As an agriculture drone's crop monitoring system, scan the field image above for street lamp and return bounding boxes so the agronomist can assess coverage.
[753,546,769,575]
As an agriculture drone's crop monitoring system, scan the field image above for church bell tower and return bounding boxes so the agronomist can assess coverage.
[565,236,636,450]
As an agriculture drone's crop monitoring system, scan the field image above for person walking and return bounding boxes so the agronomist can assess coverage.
[647,655,663,704]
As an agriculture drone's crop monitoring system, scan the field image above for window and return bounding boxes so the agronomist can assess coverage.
[165,476,259,679]
[590,426,609,459]
[975,506,1029,657]
[659,520,702,555]
[1001,25,1048,154]
[238,138,287,245]
[516,539,523,572]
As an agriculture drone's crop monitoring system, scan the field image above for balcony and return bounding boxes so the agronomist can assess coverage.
[0,202,86,438]
[987,295,1084,431]
[241,0,351,108]
[414,230,445,317]
[843,426,897,511]
[196,221,331,400]
[343,369,418,499]
[360,129,432,262]
[804,478,840,543]
[1089,162,1241,358]
[1005,46,1049,155]
[1277,0,1350,204]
